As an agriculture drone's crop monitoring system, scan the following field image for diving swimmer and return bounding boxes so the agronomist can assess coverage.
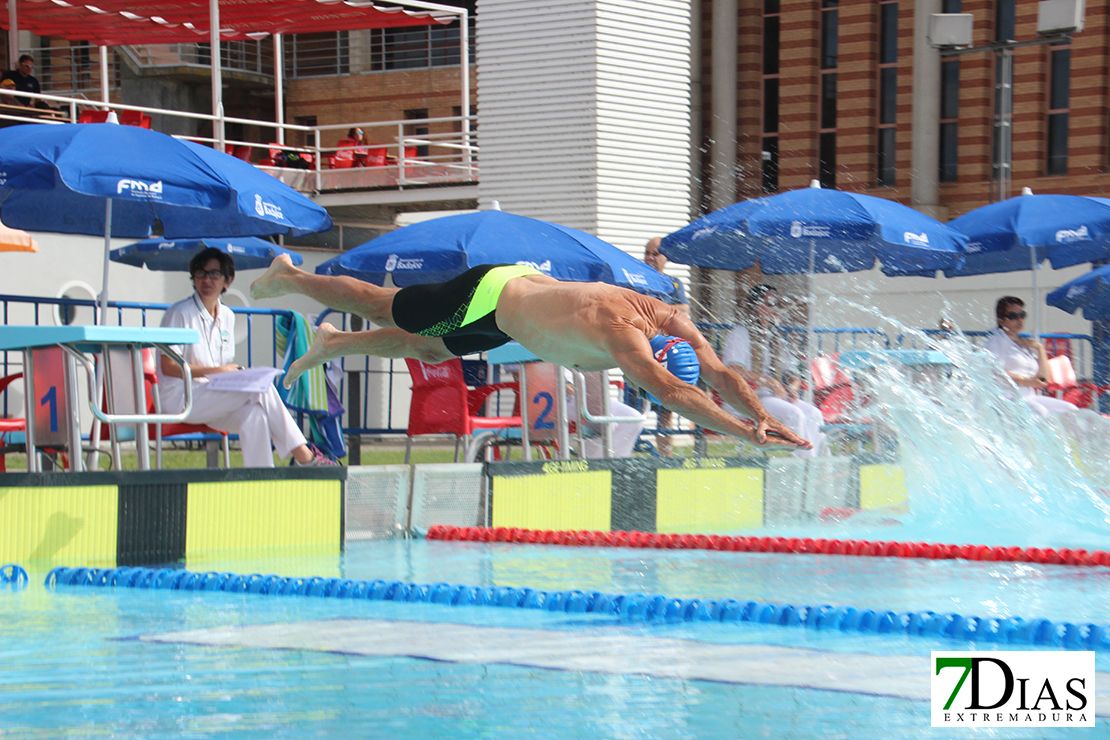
[250,256,811,450]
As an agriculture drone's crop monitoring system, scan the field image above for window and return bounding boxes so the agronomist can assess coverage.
[762,1,781,192]
[285,33,349,77]
[1047,45,1070,176]
[991,0,1016,181]
[876,1,897,186]
[996,0,1016,43]
[939,37,960,182]
[818,1,838,188]
[405,109,430,158]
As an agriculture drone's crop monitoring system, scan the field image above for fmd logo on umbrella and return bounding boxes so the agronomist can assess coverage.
[116,178,162,198]
[1055,225,1089,243]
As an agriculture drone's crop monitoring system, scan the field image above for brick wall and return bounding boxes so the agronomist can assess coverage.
[699,0,1110,219]
[284,66,478,149]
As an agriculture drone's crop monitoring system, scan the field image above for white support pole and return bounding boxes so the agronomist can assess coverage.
[99,45,109,103]
[458,8,470,166]
[274,32,284,146]
[996,47,1013,203]
[210,0,224,150]
[7,0,16,69]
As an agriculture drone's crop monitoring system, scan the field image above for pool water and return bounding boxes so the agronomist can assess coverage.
[2,539,1109,739]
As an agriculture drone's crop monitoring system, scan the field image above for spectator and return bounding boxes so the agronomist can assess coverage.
[720,285,826,458]
[1,54,50,109]
[642,236,689,455]
[983,296,1078,418]
[346,127,369,166]
[158,247,336,467]
[0,78,17,106]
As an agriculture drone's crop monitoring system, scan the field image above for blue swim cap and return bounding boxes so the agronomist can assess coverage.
[646,335,700,403]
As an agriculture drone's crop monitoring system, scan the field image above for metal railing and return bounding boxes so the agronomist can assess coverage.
[18,45,119,95]
[0,84,479,196]
[121,41,274,78]
[0,295,414,438]
[28,24,474,96]
[2,294,1104,444]
[282,23,475,78]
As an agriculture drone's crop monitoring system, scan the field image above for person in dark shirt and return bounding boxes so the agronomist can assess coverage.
[1,55,49,109]
[643,237,690,456]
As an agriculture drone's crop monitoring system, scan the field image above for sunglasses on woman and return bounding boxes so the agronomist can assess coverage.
[1003,310,1026,320]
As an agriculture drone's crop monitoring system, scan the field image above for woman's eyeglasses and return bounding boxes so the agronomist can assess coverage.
[1003,310,1027,320]
[192,269,226,281]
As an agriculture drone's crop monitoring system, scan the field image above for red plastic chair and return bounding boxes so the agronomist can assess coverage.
[78,110,110,123]
[360,145,386,167]
[328,138,357,169]
[141,349,231,468]
[1044,336,1072,359]
[403,358,521,463]
[0,372,25,472]
[118,110,152,128]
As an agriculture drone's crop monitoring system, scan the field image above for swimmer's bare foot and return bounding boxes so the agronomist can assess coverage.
[250,254,299,300]
[284,322,340,388]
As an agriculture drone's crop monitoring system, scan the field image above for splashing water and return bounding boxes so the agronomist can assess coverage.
[815,306,1110,550]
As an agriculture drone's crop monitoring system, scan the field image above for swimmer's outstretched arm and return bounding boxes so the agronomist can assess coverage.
[609,333,809,450]
[284,323,454,388]
[655,312,811,449]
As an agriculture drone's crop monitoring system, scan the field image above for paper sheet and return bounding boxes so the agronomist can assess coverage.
[204,366,284,394]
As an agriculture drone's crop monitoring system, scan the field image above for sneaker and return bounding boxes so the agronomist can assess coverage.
[293,445,339,467]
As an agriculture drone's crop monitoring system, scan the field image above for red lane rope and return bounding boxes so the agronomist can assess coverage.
[426,525,1110,567]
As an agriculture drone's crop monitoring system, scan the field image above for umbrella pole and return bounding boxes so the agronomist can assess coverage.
[805,239,816,403]
[1031,245,1040,341]
[99,200,112,325]
[88,199,112,470]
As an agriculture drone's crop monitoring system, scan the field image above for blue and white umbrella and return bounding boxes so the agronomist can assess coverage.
[661,180,968,276]
[0,121,331,319]
[661,181,968,394]
[317,210,677,299]
[940,188,1110,337]
[1046,264,1110,321]
[111,236,303,272]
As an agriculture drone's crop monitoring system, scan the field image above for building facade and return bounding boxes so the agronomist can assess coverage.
[690,0,1109,338]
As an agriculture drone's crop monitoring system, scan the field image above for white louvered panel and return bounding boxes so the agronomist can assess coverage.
[596,0,691,256]
[477,0,693,258]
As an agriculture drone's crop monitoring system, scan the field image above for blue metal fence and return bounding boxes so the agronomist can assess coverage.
[1,293,1105,444]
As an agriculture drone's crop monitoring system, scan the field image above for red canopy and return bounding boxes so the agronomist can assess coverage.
[3,0,452,46]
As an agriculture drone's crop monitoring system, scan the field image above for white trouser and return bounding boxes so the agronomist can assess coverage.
[570,399,644,459]
[751,394,826,458]
[1024,394,1079,418]
[162,381,307,467]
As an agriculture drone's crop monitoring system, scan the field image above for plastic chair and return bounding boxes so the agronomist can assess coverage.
[78,110,110,123]
[256,143,282,167]
[0,372,25,472]
[403,358,521,463]
[1044,336,1072,359]
[328,138,356,169]
[118,110,152,128]
[141,349,231,469]
[361,145,387,167]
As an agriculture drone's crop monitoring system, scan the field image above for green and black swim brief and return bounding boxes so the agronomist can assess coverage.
[391,264,541,356]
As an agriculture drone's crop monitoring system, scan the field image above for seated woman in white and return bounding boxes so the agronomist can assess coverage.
[720,285,825,458]
[158,247,334,467]
[983,296,1077,418]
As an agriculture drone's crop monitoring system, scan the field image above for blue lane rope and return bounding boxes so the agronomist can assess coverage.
[42,565,1110,651]
[1,564,29,590]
